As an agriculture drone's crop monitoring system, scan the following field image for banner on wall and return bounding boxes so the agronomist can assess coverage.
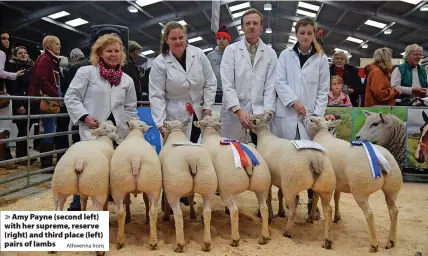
[326,106,428,183]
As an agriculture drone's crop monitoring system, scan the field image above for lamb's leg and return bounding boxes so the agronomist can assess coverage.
[307,192,320,223]
[201,194,213,252]
[256,191,270,245]
[189,193,197,220]
[146,192,159,250]
[267,187,273,223]
[383,191,398,249]
[333,191,341,223]
[81,196,88,211]
[54,192,68,211]
[169,197,185,253]
[162,190,171,222]
[124,193,131,224]
[277,188,285,218]
[354,195,378,252]
[222,195,240,247]
[91,196,108,256]
[319,192,333,249]
[143,192,150,224]
[114,195,126,250]
[283,192,297,238]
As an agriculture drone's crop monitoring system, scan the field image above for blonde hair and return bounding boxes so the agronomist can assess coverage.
[373,47,393,70]
[160,21,187,56]
[331,75,344,86]
[42,35,60,51]
[89,33,126,66]
[332,51,349,65]
[241,8,264,26]
[295,16,323,55]
[404,44,422,61]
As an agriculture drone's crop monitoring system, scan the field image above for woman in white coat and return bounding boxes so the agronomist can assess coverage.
[271,16,329,218]
[64,33,138,211]
[149,21,217,140]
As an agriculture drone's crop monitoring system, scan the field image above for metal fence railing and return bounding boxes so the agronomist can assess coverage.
[0,95,150,198]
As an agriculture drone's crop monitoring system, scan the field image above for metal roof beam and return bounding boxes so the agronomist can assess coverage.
[8,2,91,32]
[277,12,428,57]
[319,1,428,32]
[127,0,236,32]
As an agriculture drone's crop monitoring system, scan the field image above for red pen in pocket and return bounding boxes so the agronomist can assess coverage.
[186,103,195,115]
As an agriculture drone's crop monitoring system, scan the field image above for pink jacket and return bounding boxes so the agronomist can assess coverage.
[328,91,352,106]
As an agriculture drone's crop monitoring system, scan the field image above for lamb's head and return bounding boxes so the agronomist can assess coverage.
[303,115,341,138]
[126,119,152,133]
[193,115,221,132]
[90,121,123,144]
[163,120,185,138]
[356,111,393,145]
[248,112,272,134]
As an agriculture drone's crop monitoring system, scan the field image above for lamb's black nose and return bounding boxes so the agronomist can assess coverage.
[356,136,361,140]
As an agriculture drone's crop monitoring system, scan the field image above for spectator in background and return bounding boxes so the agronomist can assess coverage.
[364,47,401,107]
[207,24,231,103]
[391,44,427,105]
[123,41,143,103]
[6,46,37,165]
[328,75,352,106]
[329,50,363,106]
[1,30,24,168]
[28,35,61,169]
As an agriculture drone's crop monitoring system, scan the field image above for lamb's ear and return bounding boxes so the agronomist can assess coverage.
[142,123,152,133]
[126,121,131,128]
[328,119,341,128]
[379,113,386,123]
[363,110,373,117]
[263,112,273,123]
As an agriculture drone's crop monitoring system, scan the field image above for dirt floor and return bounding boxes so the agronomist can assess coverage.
[0,183,427,256]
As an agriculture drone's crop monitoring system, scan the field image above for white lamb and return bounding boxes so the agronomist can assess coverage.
[110,119,162,250]
[303,115,403,252]
[51,121,121,255]
[194,115,271,247]
[160,120,218,253]
[248,113,336,249]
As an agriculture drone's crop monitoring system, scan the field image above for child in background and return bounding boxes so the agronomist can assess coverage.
[328,75,352,106]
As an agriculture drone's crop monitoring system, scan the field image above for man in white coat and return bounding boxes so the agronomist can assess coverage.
[220,8,277,144]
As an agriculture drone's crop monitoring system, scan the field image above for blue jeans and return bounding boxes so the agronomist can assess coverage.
[41,117,56,143]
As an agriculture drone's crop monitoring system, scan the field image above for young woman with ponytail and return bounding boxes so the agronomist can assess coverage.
[270,16,330,218]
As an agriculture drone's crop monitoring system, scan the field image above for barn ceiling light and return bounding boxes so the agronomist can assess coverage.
[136,0,162,7]
[127,6,138,13]
[346,36,364,44]
[266,28,272,34]
[420,3,428,11]
[177,20,187,26]
[232,10,248,19]
[48,11,70,19]
[203,47,213,52]
[296,9,316,18]
[65,18,88,27]
[384,29,392,34]
[141,50,155,56]
[400,0,421,5]
[362,44,368,49]
[298,1,320,12]
[334,48,348,53]
[188,37,203,43]
[229,2,250,12]
[264,3,272,11]
[364,19,387,29]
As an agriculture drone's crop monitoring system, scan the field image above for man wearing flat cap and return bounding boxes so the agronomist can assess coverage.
[123,40,143,102]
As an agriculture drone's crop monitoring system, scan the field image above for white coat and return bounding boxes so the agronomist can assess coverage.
[270,48,330,140]
[149,45,217,138]
[219,39,277,142]
[65,65,138,141]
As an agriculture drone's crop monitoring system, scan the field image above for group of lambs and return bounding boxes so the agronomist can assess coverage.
[50,112,403,255]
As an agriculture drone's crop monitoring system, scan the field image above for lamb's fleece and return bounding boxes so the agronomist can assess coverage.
[249,113,336,250]
[52,120,122,210]
[194,115,271,246]
[303,115,403,252]
[110,119,162,250]
[160,120,218,253]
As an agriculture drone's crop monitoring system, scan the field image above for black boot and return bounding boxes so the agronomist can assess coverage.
[40,141,54,171]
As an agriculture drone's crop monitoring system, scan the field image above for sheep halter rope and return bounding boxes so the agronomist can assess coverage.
[350,141,390,179]
[220,139,259,170]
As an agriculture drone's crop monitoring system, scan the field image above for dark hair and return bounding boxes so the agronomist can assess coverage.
[294,16,322,54]
[0,29,12,62]
[160,21,186,56]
